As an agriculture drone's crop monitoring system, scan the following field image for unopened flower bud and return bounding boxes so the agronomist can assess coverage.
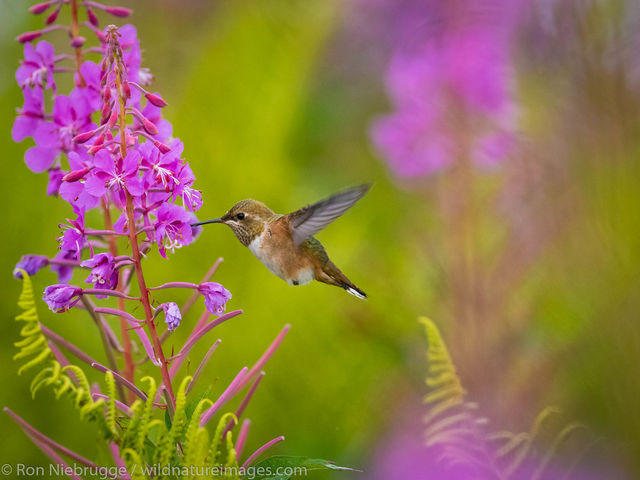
[154,141,171,154]
[45,7,60,25]
[93,132,105,146]
[126,132,136,146]
[73,129,96,144]
[103,86,111,103]
[88,143,104,155]
[87,7,99,27]
[122,81,131,98]
[17,31,43,43]
[63,167,90,182]
[105,6,133,17]
[101,102,112,124]
[70,36,86,48]
[145,92,168,108]
[107,108,118,128]
[142,117,159,135]
[29,2,53,14]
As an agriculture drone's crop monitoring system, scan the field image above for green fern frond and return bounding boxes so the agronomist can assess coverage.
[121,400,145,451]
[13,274,113,441]
[183,398,214,469]
[184,399,212,454]
[421,317,591,479]
[224,430,237,467]
[210,412,237,465]
[104,371,119,439]
[122,448,148,480]
[13,273,246,475]
[29,361,61,398]
[156,376,191,466]
[137,376,158,452]
[420,317,466,411]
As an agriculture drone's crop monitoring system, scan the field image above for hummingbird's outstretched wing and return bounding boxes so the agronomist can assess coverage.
[288,184,371,247]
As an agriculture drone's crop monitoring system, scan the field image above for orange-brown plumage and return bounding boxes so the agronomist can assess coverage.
[192,185,370,299]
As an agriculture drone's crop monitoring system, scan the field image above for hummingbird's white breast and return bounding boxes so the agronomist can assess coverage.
[248,231,314,286]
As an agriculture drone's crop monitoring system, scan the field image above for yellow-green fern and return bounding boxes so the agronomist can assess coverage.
[421,317,590,479]
[13,272,112,439]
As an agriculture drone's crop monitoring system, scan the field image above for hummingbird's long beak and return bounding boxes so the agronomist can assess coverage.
[191,218,223,227]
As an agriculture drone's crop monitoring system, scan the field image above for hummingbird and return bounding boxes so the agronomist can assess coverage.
[192,185,370,299]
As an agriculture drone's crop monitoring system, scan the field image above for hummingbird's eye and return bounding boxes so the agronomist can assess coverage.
[236,213,246,220]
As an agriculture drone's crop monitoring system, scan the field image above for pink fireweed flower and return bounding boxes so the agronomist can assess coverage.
[13,255,49,279]
[49,250,77,283]
[58,209,86,259]
[159,302,181,332]
[370,3,521,179]
[84,149,145,201]
[59,152,101,211]
[153,203,196,258]
[16,40,56,90]
[74,61,102,110]
[46,167,64,196]
[43,284,82,312]
[81,253,118,293]
[23,90,96,173]
[139,140,181,192]
[12,86,46,143]
[197,282,232,315]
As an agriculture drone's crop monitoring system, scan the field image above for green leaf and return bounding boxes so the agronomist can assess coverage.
[246,456,360,480]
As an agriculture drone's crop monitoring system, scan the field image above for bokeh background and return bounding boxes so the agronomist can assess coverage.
[1,0,640,478]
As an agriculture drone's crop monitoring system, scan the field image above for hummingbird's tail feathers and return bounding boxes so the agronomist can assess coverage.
[345,284,367,300]
[316,262,367,300]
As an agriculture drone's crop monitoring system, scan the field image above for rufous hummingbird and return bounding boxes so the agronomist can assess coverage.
[192,185,370,299]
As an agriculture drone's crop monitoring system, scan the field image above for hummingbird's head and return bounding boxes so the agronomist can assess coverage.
[193,199,276,247]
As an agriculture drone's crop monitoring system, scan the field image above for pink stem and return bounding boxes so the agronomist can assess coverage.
[28,435,83,480]
[40,324,96,366]
[47,340,80,385]
[85,229,128,236]
[181,258,223,315]
[235,419,251,459]
[199,367,248,427]
[4,408,110,473]
[109,442,131,480]
[92,393,132,416]
[223,372,265,438]
[148,281,197,291]
[186,339,222,395]
[82,289,139,300]
[169,310,242,380]
[95,308,160,366]
[237,324,290,390]
[91,362,148,402]
[241,436,285,468]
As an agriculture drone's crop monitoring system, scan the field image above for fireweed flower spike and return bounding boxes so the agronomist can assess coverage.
[8,1,352,477]
[370,1,522,178]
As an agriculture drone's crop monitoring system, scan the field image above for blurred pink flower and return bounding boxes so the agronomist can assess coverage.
[371,1,523,179]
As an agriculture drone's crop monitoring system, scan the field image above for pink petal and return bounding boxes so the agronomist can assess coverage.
[24,146,56,172]
[84,174,107,197]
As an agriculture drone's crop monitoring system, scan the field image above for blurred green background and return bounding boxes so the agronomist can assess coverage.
[1,0,640,478]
